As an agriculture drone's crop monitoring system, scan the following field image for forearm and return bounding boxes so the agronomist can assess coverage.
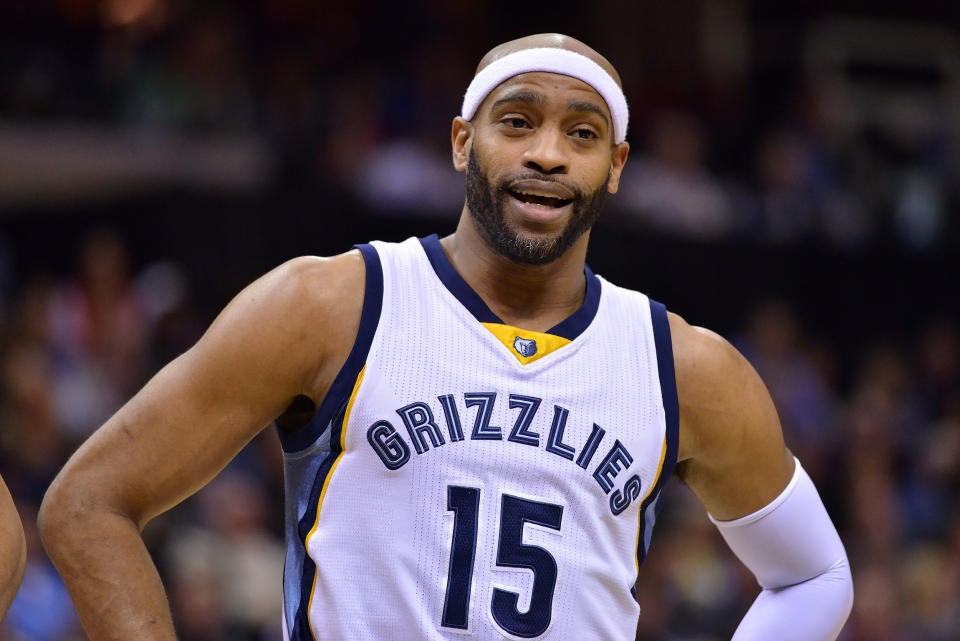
[732,558,853,641]
[0,480,26,616]
[711,459,852,640]
[39,503,177,640]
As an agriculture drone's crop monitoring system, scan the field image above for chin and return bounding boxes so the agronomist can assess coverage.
[494,229,568,265]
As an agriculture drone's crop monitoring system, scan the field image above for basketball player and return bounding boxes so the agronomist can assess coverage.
[38,34,852,640]
[0,475,26,619]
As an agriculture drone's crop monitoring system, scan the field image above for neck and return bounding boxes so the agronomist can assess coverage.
[440,206,590,333]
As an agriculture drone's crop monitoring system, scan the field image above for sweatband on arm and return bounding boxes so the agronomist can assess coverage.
[461,47,629,143]
[709,458,853,640]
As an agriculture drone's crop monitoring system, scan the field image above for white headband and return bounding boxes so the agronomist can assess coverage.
[461,47,628,143]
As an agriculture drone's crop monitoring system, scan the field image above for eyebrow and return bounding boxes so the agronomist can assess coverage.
[490,90,546,111]
[566,100,609,127]
[491,91,610,127]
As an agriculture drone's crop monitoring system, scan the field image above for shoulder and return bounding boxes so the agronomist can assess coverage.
[667,311,748,400]
[199,250,368,399]
[666,311,782,467]
[254,250,366,310]
[229,250,366,330]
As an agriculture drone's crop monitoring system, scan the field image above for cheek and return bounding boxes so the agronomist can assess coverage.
[576,161,612,193]
[474,128,530,171]
[568,143,613,179]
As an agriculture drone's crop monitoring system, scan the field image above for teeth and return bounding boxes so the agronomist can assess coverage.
[518,190,563,198]
[511,190,571,209]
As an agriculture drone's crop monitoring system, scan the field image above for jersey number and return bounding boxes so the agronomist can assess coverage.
[441,485,564,638]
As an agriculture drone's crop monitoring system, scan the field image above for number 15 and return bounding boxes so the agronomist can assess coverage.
[442,486,564,638]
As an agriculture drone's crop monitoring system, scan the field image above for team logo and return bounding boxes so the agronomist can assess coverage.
[513,336,538,358]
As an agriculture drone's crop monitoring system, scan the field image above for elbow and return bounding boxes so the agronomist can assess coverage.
[10,525,26,599]
[0,505,26,615]
[38,470,140,567]
[14,526,26,587]
[38,472,90,564]
[813,555,854,634]
[838,556,854,624]
[37,477,66,561]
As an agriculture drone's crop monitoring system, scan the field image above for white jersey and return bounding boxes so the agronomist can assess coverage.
[280,235,679,641]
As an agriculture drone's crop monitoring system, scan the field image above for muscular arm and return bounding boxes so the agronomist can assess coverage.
[671,314,794,517]
[670,313,852,640]
[37,251,365,641]
[0,475,26,618]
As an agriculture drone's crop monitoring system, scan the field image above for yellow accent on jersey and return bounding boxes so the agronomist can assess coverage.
[635,436,667,576]
[304,365,366,639]
[481,322,572,365]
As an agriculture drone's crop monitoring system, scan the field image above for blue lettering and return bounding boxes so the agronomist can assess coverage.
[592,440,633,493]
[609,474,642,515]
[507,395,542,447]
[465,392,502,440]
[545,405,576,461]
[371,391,637,516]
[575,423,605,469]
[398,402,445,454]
[367,420,411,470]
[438,394,464,442]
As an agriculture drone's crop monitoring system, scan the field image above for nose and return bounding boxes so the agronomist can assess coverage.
[521,129,569,175]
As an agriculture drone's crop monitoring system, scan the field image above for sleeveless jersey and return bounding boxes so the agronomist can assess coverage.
[279,235,679,641]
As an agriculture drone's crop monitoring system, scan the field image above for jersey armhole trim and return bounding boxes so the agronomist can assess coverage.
[277,243,384,453]
[634,298,680,572]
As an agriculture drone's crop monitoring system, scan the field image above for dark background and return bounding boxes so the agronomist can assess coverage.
[0,1,958,640]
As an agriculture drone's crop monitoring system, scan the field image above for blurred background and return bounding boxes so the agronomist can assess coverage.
[1,0,958,639]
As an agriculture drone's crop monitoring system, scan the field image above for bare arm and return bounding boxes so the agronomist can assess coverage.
[38,251,365,641]
[0,475,26,619]
[670,312,795,518]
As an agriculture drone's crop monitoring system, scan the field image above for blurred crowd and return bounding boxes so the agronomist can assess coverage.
[3,1,958,249]
[1,1,959,640]
[0,227,957,640]
[0,229,286,640]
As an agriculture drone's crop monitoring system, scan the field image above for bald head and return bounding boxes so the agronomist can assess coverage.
[476,33,622,89]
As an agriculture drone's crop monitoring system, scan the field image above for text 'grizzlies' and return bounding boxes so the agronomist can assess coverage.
[365,392,643,516]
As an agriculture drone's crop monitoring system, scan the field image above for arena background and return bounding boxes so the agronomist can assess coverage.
[1,1,958,639]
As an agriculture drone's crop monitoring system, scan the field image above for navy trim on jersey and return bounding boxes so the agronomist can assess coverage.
[635,299,680,570]
[290,456,327,641]
[288,243,384,640]
[548,264,600,340]
[277,243,384,452]
[418,234,601,341]
[420,234,500,323]
[289,424,339,640]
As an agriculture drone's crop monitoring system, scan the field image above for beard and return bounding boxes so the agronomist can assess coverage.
[464,146,610,265]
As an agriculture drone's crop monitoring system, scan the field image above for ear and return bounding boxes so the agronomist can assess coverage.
[605,141,630,194]
[451,117,473,172]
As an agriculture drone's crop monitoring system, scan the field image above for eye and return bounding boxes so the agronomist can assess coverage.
[572,127,598,140]
[501,117,531,129]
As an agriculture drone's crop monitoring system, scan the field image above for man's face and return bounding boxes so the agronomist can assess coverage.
[458,71,627,265]
[465,146,608,265]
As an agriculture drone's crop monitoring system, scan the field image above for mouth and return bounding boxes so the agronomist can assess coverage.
[508,189,574,210]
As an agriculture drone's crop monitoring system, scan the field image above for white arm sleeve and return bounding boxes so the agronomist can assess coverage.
[709,458,853,641]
